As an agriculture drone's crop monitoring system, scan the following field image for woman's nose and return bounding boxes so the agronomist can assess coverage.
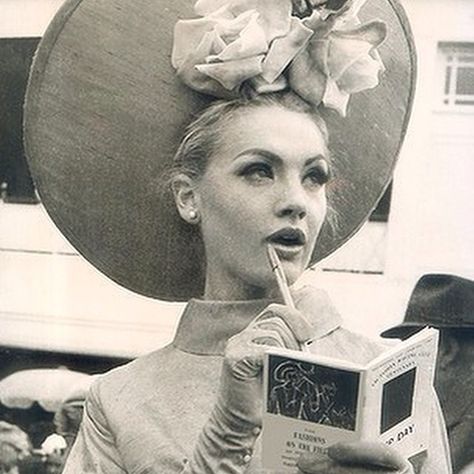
[274,182,307,220]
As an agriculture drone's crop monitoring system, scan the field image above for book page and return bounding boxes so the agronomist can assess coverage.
[263,350,365,470]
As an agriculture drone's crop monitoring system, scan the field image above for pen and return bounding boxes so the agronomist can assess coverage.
[266,244,310,352]
[266,243,295,309]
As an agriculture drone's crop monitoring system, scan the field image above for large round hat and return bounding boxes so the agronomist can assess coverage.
[24,0,416,301]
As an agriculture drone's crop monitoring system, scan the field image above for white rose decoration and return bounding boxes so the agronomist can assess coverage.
[289,14,387,115]
[172,0,387,115]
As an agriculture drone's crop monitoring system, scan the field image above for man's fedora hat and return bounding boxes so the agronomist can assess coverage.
[382,274,474,339]
[24,0,416,301]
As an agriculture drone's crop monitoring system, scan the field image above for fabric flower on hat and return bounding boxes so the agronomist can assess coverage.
[172,0,387,115]
[289,6,387,115]
[172,0,312,97]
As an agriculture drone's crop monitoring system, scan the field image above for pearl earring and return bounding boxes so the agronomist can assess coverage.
[189,210,198,221]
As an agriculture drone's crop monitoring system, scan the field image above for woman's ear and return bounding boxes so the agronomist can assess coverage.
[171,174,200,224]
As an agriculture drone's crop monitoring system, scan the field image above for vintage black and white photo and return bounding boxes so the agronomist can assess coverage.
[0,0,473,473]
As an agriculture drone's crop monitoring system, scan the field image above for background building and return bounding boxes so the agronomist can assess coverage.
[0,0,473,364]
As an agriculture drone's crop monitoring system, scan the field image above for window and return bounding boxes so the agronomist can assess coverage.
[438,42,474,108]
[0,37,40,203]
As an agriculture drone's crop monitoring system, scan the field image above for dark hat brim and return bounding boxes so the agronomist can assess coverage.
[381,321,474,339]
[24,0,416,301]
[381,323,427,339]
[382,274,474,338]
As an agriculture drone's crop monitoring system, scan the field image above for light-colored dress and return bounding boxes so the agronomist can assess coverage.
[63,297,452,473]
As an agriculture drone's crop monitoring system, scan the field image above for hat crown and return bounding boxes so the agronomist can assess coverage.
[405,274,474,326]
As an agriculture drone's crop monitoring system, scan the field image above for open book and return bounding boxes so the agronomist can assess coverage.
[262,328,439,471]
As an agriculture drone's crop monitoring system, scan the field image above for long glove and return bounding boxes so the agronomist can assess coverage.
[184,301,314,473]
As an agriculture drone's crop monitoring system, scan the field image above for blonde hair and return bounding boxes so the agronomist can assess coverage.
[170,91,330,181]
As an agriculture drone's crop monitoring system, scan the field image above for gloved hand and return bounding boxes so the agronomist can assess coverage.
[184,286,341,473]
[297,441,415,474]
[184,299,315,473]
[218,284,341,423]
[217,301,314,429]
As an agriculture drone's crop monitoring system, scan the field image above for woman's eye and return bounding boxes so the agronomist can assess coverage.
[304,163,331,187]
[239,163,274,183]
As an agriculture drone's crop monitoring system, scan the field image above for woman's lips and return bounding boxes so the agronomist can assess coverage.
[266,228,306,258]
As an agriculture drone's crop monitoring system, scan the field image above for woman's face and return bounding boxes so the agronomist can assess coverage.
[195,105,329,300]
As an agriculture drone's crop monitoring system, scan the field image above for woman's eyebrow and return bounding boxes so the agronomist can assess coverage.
[234,148,282,164]
[234,149,328,166]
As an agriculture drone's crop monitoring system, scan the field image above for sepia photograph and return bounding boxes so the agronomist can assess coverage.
[0,0,473,473]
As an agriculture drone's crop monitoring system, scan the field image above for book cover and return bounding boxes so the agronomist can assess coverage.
[262,328,439,471]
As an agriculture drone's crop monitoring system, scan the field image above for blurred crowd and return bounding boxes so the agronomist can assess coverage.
[0,419,65,473]
[0,372,90,474]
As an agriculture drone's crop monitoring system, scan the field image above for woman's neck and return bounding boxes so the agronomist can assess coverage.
[203,269,276,301]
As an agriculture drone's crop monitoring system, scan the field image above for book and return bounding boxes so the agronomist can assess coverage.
[262,327,439,471]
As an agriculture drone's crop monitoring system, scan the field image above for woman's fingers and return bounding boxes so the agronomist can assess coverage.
[252,316,300,350]
[297,442,415,473]
[224,302,315,381]
[252,303,312,344]
[297,453,333,473]
[297,460,400,474]
[328,442,413,471]
[250,328,287,348]
[225,328,285,379]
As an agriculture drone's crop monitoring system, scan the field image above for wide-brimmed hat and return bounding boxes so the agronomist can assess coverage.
[24,0,416,301]
[381,274,474,339]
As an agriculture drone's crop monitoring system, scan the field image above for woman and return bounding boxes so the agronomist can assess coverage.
[58,94,449,474]
[23,0,451,472]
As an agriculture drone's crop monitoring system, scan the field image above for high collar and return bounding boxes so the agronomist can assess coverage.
[173,298,270,355]
[172,294,342,356]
